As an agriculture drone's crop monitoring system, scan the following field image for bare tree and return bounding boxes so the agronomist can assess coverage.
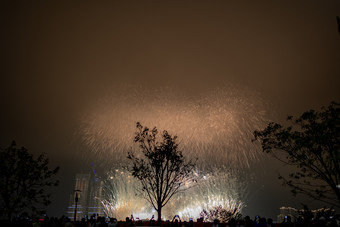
[0,141,59,220]
[253,102,340,208]
[127,122,197,222]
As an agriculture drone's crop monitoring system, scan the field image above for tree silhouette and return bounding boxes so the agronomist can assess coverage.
[127,122,197,222]
[253,102,340,208]
[0,141,59,220]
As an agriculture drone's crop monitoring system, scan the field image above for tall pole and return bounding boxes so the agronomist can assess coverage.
[74,189,81,223]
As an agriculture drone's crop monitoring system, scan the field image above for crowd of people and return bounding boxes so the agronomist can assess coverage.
[1,213,339,227]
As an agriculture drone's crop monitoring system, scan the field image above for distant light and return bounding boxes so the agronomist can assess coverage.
[337,185,340,189]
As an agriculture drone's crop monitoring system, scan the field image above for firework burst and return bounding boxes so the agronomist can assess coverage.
[79,84,272,220]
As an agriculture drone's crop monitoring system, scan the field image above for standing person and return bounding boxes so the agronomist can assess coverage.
[108,218,118,227]
[244,216,254,227]
[280,216,294,227]
[212,219,219,227]
[266,218,274,227]
[171,215,182,227]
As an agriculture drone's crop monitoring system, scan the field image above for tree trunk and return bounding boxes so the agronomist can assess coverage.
[7,210,12,222]
[335,187,340,208]
[157,205,162,224]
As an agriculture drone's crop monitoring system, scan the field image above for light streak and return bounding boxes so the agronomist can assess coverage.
[79,85,272,221]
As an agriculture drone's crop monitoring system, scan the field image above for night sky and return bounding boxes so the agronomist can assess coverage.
[1,1,340,219]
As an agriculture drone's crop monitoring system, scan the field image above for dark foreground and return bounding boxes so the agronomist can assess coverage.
[1,214,339,227]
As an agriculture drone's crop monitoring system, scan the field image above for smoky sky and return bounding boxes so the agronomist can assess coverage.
[1,0,340,219]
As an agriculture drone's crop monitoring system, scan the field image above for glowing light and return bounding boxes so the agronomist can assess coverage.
[100,168,155,220]
[79,85,271,221]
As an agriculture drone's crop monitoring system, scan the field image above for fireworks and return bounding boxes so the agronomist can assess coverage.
[101,169,154,220]
[101,166,249,221]
[79,84,272,220]
[164,166,248,221]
